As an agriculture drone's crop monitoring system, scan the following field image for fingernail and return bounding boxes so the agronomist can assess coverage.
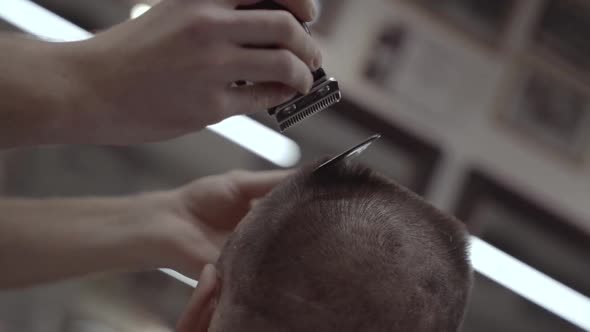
[312,56,322,71]
[300,77,312,94]
[310,2,318,20]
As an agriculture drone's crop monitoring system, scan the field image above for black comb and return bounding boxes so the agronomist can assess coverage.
[313,134,382,173]
[239,0,342,132]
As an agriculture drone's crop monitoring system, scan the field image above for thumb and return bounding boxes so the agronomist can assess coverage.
[228,83,297,114]
[177,264,219,332]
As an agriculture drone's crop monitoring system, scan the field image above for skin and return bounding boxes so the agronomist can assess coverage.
[0,0,316,287]
[177,263,220,332]
[0,0,321,147]
[0,169,292,289]
[0,0,316,324]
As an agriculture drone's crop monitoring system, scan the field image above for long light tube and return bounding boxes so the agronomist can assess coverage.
[471,237,590,330]
[1,1,588,330]
[0,0,91,40]
[130,3,151,19]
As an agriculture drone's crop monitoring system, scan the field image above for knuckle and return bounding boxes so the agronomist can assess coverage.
[223,172,248,198]
[277,15,300,42]
[225,170,250,191]
[272,10,295,26]
[275,51,299,81]
[188,9,222,34]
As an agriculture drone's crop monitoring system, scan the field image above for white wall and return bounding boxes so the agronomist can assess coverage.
[317,0,590,233]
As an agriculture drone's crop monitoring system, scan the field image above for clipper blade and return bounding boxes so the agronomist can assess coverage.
[269,74,342,132]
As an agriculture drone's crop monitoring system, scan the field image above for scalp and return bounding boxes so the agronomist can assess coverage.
[216,162,472,332]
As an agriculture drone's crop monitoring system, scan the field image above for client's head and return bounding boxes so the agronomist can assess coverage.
[178,162,472,332]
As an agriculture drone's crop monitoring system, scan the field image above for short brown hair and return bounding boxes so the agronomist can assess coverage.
[215,162,472,331]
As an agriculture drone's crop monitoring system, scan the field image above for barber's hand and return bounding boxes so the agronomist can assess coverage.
[63,0,321,145]
[148,170,292,277]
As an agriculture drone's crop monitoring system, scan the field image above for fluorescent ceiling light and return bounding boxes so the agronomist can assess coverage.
[0,0,301,168]
[470,237,590,331]
[159,268,198,288]
[2,1,588,330]
[0,0,91,41]
[130,3,152,19]
[208,116,301,168]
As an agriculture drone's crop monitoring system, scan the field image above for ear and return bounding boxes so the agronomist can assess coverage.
[177,264,220,332]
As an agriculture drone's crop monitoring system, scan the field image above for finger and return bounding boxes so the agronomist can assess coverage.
[177,264,219,332]
[178,233,221,277]
[226,49,313,94]
[232,0,317,22]
[195,303,215,332]
[191,241,221,271]
[227,82,297,113]
[226,10,322,70]
[228,169,296,200]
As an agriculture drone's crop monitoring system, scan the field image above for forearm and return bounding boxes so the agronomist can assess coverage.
[0,194,170,288]
[0,34,81,148]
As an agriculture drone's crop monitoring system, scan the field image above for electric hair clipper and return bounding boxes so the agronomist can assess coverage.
[242,0,342,132]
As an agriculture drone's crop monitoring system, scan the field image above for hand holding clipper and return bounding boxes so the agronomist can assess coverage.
[240,0,342,131]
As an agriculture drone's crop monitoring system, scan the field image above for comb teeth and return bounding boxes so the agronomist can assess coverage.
[279,92,341,131]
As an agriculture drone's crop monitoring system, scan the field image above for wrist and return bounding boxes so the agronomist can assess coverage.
[0,37,77,147]
[41,40,99,145]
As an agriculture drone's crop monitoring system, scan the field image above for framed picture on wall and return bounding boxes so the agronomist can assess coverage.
[409,0,517,47]
[363,23,411,90]
[391,29,499,117]
[455,170,590,299]
[310,0,347,37]
[535,0,590,81]
[500,64,590,161]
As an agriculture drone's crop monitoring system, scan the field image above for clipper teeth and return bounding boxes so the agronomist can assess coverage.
[279,93,341,131]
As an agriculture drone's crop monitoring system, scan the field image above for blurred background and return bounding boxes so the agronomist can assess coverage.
[1,0,590,331]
